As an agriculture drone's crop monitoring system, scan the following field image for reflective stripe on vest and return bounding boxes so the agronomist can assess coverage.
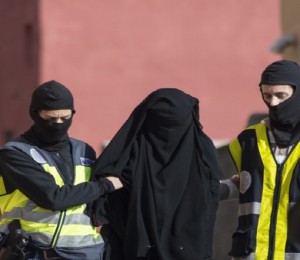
[233,252,300,260]
[0,139,101,248]
[229,123,300,260]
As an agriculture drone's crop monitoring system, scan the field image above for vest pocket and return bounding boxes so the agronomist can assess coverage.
[230,229,254,257]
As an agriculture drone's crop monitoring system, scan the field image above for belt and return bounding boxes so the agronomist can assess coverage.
[42,249,64,260]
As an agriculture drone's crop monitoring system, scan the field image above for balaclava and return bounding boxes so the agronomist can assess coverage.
[259,60,300,147]
[29,80,75,145]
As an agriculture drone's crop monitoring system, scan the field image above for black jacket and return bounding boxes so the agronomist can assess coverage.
[0,135,112,211]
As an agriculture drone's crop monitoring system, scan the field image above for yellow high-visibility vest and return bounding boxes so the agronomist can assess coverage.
[229,123,300,260]
[0,138,101,248]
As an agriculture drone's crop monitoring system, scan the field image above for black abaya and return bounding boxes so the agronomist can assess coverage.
[92,88,221,260]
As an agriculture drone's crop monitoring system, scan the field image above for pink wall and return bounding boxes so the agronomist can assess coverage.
[39,1,281,153]
[0,0,39,144]
[0,1,281,153]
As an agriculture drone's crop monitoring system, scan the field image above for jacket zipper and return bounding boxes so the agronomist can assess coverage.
[50,210,67,247]
[50,148,74,247]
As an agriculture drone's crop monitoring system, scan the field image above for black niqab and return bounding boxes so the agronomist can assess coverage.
[92,88,221,260]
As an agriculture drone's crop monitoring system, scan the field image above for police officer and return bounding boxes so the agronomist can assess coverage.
[220,60,300,259]
[0,80,122,260]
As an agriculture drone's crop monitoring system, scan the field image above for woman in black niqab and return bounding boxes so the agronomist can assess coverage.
[92,88,221,260]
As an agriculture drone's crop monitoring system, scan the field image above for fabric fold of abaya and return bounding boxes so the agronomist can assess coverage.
[92,88,221,260]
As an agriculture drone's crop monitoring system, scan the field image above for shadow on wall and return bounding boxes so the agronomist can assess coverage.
[213,112,268,260]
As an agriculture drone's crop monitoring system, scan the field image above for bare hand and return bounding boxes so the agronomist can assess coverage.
[96,225,102,233]
[105,176,123,190]
[230,174,240,188]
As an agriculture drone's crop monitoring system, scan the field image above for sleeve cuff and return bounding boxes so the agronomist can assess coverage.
[220,179,239,199]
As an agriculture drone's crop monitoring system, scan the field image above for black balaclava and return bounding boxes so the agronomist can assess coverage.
[259,60,300,147]
[26,80,75,148]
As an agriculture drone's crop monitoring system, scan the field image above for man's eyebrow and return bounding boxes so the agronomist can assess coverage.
[274,91,290,94]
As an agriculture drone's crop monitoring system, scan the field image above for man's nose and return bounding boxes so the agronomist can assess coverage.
[269,97,280,106]
[53,118,64,123]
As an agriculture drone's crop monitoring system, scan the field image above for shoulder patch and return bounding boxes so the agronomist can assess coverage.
[80,157,94,166]
[30,148,47,164]
[240,171,252,194]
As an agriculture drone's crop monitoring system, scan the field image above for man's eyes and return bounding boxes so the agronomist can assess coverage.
[62,115,72,120]
[276,94,288,99]
[263,93,288,99]
[46,116,71,122]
